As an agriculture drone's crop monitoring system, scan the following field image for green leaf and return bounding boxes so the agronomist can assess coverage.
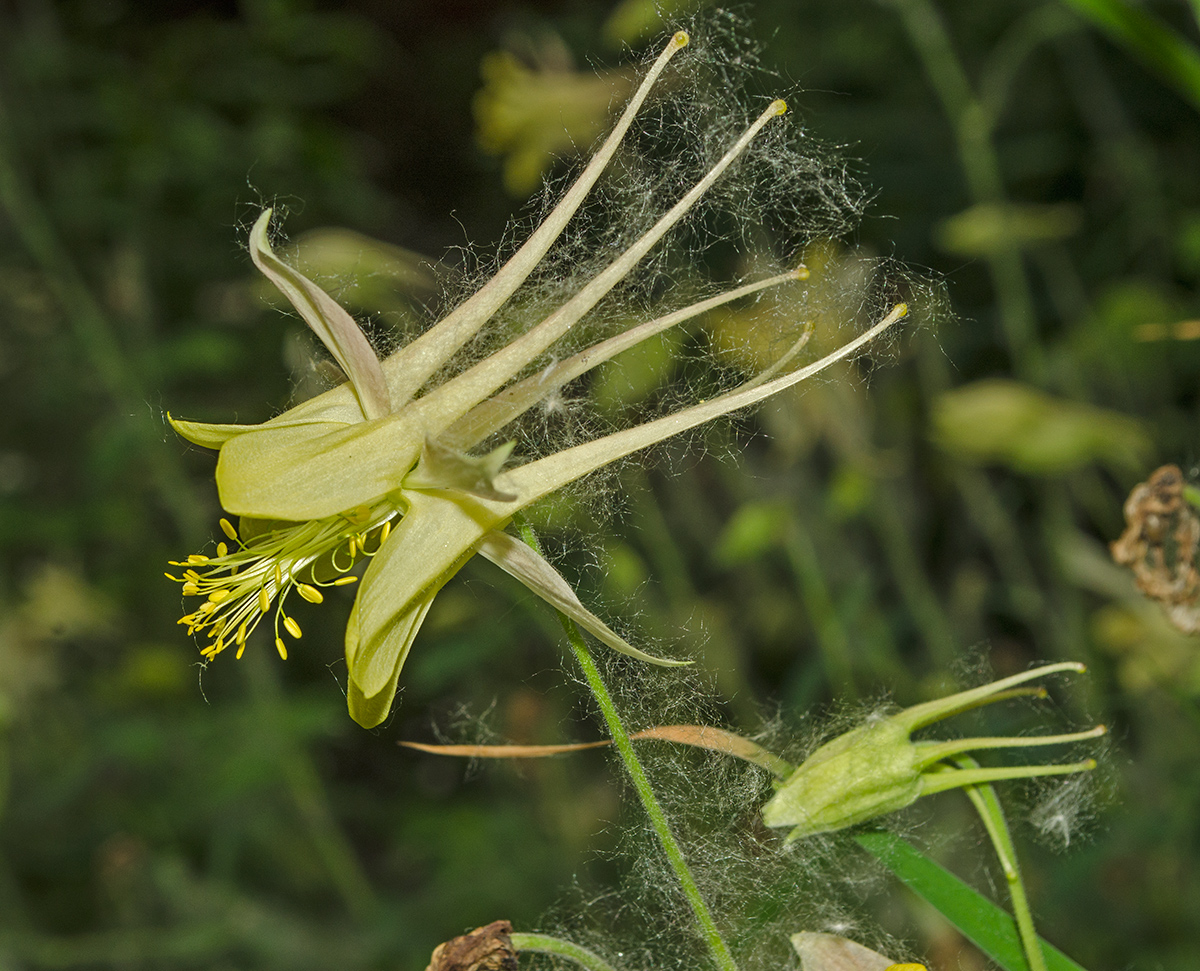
[854,831,1091,971]
[931,379,1149,475]
[1059,0,1200,113]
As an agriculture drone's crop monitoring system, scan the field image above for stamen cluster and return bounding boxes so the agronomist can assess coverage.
[167,506,398,660]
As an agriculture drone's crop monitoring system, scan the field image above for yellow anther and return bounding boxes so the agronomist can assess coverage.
[182,583,199,597]
[380,520,392,543]
[348,535,358,559]
[164,571,178,582]
[219,518,238,540]
[198,602,217,615]
[283,616,302,639]
[257,587,271,613]
[275,637,288,660]
[333,576,359,586]
[236,642,247,660]
[297,583,324,604]
[184,570,200,581]
[187,554,210,564]
[207,589,231,604]
[275,563,283,587]
[217,542,228,558]
[236,622,248,645]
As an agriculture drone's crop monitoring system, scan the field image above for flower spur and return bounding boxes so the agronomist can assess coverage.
[167,30,907,728]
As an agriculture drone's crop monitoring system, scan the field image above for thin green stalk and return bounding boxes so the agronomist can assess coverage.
[0,88,206,544]
[888,0,1042,380]
[511,933,621,971]
[868,488,958,669]
[955,757,1047,971]
[630,468,757,722]
[514,518,739,971]
[247,654,378,921]
[783,519,857,699]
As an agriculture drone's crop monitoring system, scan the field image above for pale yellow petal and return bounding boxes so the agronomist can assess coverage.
[250,209,392,421]
[213,414,421,520]
[442,268,804,450]
[499,304,907,509]
[168,415,257,449]
[791,932,899,971]
[404,438,518,502]
[346,491,512,697]
[416,99,789,433]
[345,589,436,729]
[476,529,687,666]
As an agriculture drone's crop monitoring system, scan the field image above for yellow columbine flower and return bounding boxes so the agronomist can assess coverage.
[166,31,906,728]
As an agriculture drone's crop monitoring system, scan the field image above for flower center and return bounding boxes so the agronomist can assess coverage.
[167,502,401,660]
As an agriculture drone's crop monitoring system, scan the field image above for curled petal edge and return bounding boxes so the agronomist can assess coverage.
[476,529,689,667]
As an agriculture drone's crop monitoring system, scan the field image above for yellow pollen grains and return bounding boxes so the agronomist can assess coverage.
[168,504,399,662]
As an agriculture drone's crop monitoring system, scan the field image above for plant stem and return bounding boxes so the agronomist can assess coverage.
[514,518,740,971]
[888,0,1042,381]
[511,933,621,971]
[0,89,206,544]
[247,653,378,922]
[955,757,1047,971]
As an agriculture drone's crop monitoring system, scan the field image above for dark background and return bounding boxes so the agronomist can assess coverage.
[2,0,1199,969]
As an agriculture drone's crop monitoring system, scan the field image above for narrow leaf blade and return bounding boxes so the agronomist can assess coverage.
[854,832,1090,971]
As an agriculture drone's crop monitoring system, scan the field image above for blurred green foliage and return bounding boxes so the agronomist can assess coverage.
[3,1,1200,970]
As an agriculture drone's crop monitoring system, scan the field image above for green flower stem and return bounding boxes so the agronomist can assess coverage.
[514,519,739,971]
[783,516,857,699]
[630,468,757,723]
[868,486,957,670]
[511,933,621,971]
[955,757,1047,971]
[247,653,378,921]
[0,90,206,544]
[888,0,1042,381]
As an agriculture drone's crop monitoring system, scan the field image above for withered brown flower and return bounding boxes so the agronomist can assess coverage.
[1111,464,1200,633]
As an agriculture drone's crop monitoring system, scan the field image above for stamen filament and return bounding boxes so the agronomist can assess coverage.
[171,503,400,660]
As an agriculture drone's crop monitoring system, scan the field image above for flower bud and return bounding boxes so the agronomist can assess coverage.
[762,662,1105,841]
